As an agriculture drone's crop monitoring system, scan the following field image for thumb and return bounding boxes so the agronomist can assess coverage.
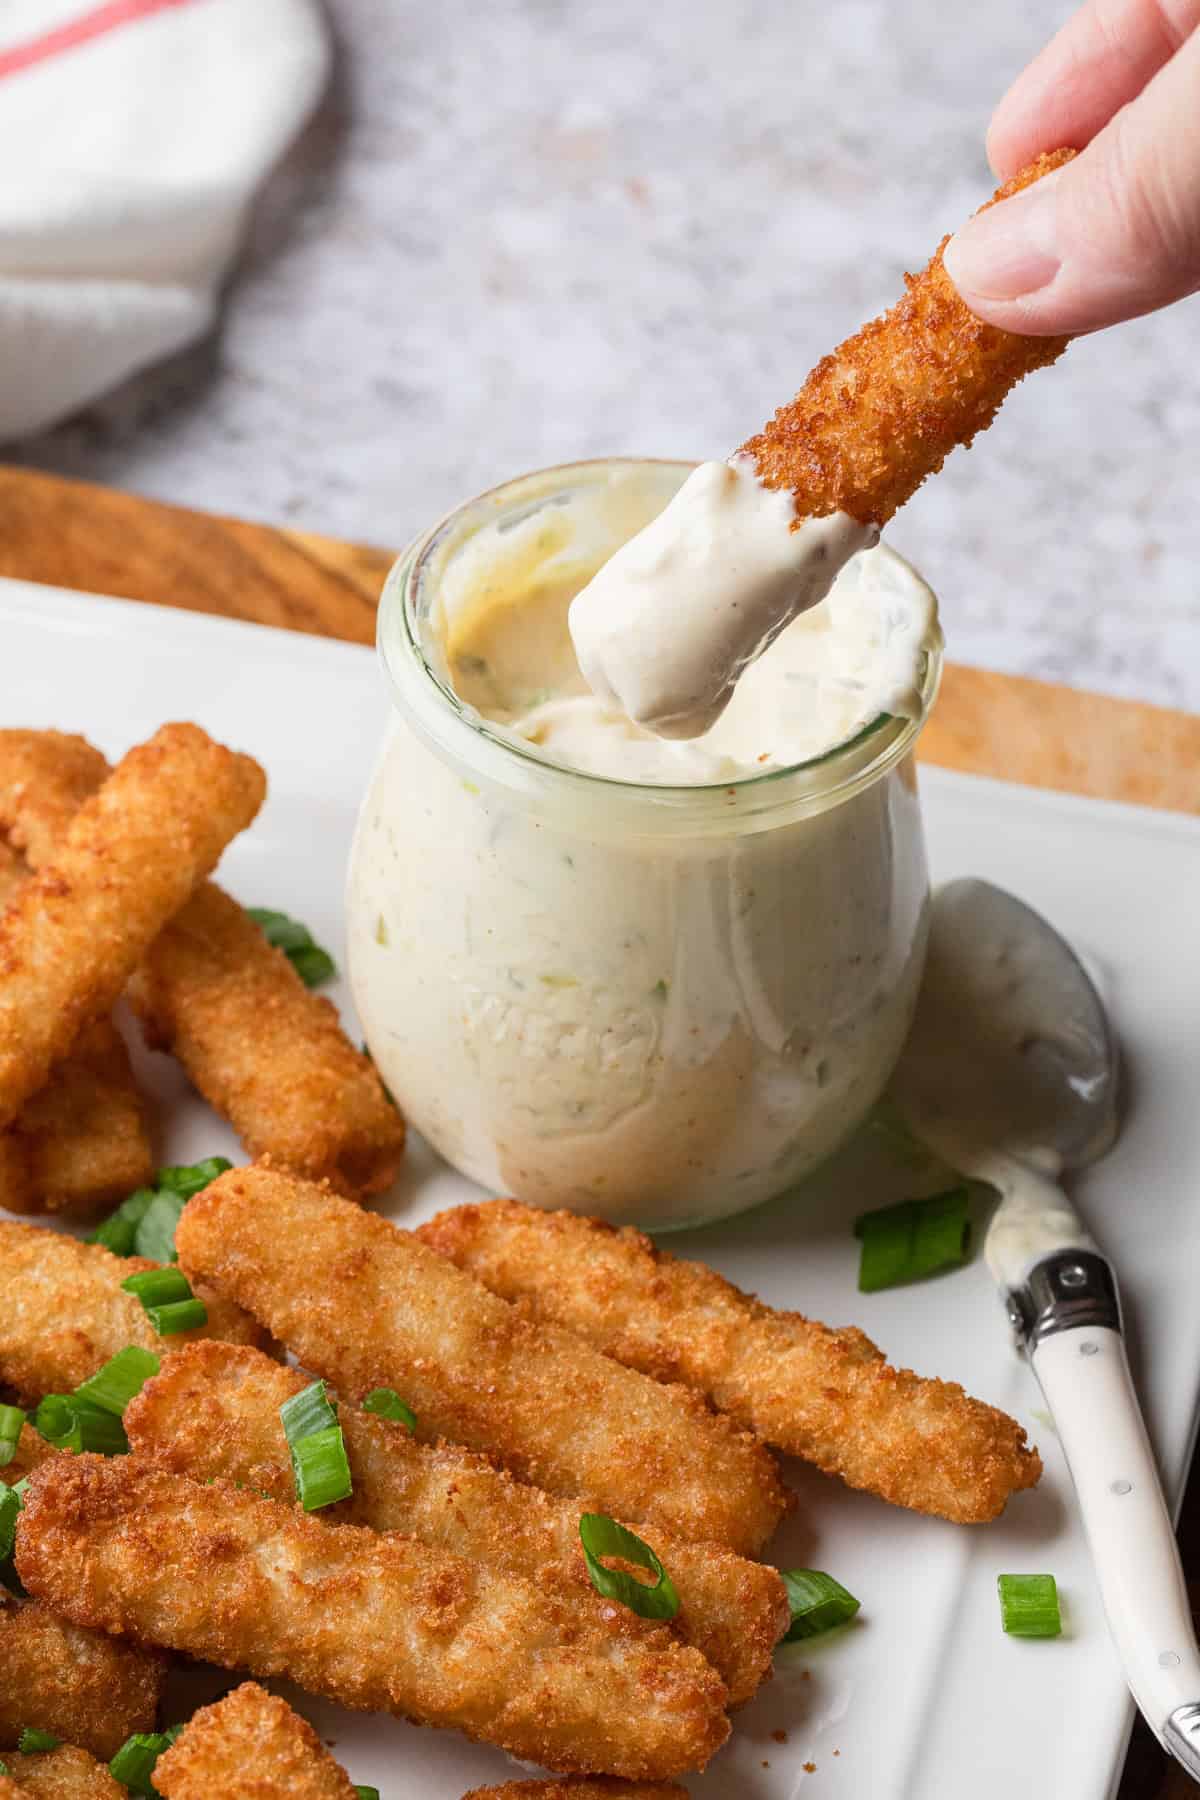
[944,27,1200,335]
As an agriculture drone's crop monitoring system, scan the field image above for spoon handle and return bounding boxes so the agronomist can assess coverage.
[1032,1318,1200,1780]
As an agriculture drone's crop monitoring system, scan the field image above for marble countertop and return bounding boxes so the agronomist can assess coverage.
[11,0,1199,712]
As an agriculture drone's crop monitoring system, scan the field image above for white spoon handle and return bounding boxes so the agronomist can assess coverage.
[1033,1324,1200,1777]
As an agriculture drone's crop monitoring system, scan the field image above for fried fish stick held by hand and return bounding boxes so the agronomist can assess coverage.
[176,1166,787,1555]
[0,1600,166,1762]
[16,1457,729,1781]
[0,1219,266,1405]
[419,1201,1042,1525]
[0,723,265,1128]
[0,731,402,1200]
[0,1744,124,1798]
[126,1340,788,1705]
[463,1783,688,1799]
[128,884,404,1198]
[0,842,151,1218]
[741,151,1076,528]
[153,1683,359,1800]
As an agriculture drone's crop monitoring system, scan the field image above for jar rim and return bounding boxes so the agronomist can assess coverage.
[377,457,944,825]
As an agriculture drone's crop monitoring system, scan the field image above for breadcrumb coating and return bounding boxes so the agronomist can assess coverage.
[16,1457,729,1781]
[153,1683,357,1800]
[127,1339,788,1705]
[740,151,1075,525]
[419,1200,1041,1524]
[0,1744,124,1798]
[0,1599,166,1762]
[176,1166,788,1555]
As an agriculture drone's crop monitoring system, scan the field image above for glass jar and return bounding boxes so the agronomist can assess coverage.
[347,459,942,1232]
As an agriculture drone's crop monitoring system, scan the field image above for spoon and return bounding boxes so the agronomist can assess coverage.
[891,877,1200,1781]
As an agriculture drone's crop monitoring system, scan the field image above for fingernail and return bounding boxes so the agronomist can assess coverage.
[943,173,1062,300]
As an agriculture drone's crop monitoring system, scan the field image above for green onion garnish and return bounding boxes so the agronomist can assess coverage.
[781,1569,861,1641]
[122,1268,207,1336]
[109,1729,182,1794]
[247,908,336,987]
[289,1424,353,1512]
[353,1788,380,1799]
[579,1514,679,1621]
[998,1573,1061,1638]
[34,1395,128,1456]
[0,1483,22,1562]
[17,1729,60,1753]
[74,1347,160,1417]
[89,1159,232,1261]
[0,1405,23,1470]
[362,1388,417,1431]
[854,1185,972,1292]
[280,1380,352,1511]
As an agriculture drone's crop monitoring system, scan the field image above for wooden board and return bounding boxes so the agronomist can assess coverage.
[0,460,1196,1796]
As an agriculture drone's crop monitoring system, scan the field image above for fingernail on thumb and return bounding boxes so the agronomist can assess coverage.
[943,173,1063,302]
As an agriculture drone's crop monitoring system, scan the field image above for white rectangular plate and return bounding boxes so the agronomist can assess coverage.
[4,577,1200,1800]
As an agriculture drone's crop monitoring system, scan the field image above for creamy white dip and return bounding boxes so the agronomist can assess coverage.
[348,459,942,1229]
[569,454,879,740]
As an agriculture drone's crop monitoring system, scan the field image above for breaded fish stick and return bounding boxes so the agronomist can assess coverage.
[0,1219,266,1405]
[127,884,404,1197]
[153,1683,357,1800]
[0,1600,166,1762]
[4,1422,56,1483]
[741,151,1075,526]
[126,1340,787,1704]
[177,1167,787,1555]
[17,1458,729,1780]
[0,733,401,1200]
[464,1784,687,1799]
[419,1201,1042,1525]
[0,1744,124,1798]
[0,723,265,1128]
[0,843,151,1218]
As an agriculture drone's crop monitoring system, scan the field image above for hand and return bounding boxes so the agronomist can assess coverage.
[943,0,1200,334]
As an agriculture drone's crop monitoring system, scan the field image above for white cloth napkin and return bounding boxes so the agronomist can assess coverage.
[0,0,330,440]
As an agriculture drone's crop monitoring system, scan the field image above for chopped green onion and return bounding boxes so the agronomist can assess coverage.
[998,1573,1061,1638]
[854,1185,972,1293]
[89,1186,156,1256]
[289,1423,353,1512]
[121,1268,193,1308]
[75,1347,160,1417]
[281,1380,352,1511]
[781,1569,861,1641]
[156,1159,232,1200]
[89,1159,232,1262]
[0,1405,23,1470]
[109,1729,180,1794]
[144,1299,209,1337]
[0,1760,6,1776]
[353,1788,380,1799]
[17,1729,60,1753]
[34,1395,129,1456]
[579,1514,679,1621]
[362,1388,417,1431]
[0,1482,21,1562]
[247,908,336,987]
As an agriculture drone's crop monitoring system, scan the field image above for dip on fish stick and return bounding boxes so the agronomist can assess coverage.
[419,1200,1042,1525]
[463,1784,688,1799]
[0,1743,124,1798]
[0,842,151,1218]
[570,151,1074,739]
[0,732,401,1200]
[126,1340,788,1705]
[176,1166,788,1555]
[153,1683,358,1800]
[128,884,404,1198]
[16,1458,729,1781]
[0,723,265,1128]
[0,1599,166,1763]
[0,1219,267,1405]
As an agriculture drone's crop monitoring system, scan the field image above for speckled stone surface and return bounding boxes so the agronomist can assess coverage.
[10,0,1199,710]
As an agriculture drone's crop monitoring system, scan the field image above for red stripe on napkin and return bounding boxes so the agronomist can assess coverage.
[0,0,198,81]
